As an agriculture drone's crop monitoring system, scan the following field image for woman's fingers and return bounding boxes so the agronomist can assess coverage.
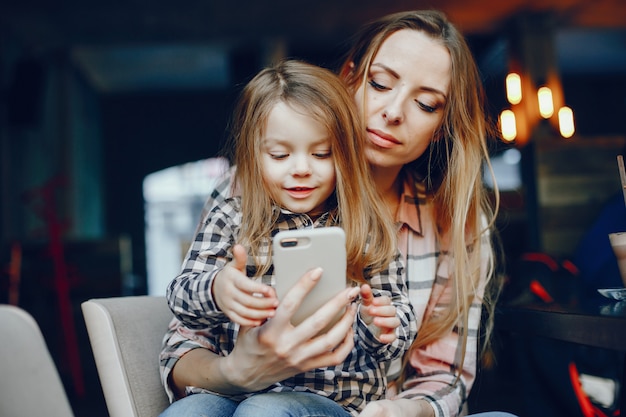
[256,269,358,368]
[300,326,356,371]
[267,267,324,329]
[290,284,360,341]
[301,302,357,354]
[222,275,360,388]
[288,304,357,371]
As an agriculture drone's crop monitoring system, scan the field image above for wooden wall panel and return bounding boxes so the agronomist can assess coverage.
[532,134,626,257]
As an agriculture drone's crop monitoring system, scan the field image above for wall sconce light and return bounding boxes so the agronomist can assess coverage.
[499,109,517,142]
[537,86,554,118]
[558,106,575,138]
[499,72,575,144]
[505,73,522,105]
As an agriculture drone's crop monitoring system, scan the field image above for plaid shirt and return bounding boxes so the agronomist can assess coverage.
[163,171,415,416]
[160,167,489,417]
[390,176,490,417]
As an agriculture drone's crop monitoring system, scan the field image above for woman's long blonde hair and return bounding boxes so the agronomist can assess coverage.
[340,10,501,382]
[226,60,398,282]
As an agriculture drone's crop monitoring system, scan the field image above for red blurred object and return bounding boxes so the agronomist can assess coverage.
[22,175,85,397]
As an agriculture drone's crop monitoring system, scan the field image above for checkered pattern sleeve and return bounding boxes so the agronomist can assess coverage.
[160,169,236,401]
[166,197,242,329]
[355,250,417,362]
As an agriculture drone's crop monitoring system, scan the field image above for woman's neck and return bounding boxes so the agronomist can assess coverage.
[370,165,403,216]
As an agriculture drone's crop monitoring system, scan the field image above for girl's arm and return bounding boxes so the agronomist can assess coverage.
[165,169,238,329]
[356,252,417,361]
[166,204,239,329]
[161,270,361,399]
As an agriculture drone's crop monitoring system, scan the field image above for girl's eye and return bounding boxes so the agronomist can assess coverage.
[269,153,288,160]
[417,101,437,113]
[368,79,388,91]
[313,151,332,159]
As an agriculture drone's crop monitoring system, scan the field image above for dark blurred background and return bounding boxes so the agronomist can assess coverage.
[1,1,625,416]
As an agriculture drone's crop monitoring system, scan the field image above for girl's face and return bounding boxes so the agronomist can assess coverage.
[354,29,451,171]
[261,101,336,219]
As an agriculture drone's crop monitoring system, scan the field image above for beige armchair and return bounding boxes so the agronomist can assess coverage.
[81,296,172,417]
[0,304,75,417]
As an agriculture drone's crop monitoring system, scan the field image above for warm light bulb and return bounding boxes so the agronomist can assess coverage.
[558,106,575,138]
[499,109,517,142]
[537,86,554,118]
[505,73,522,105]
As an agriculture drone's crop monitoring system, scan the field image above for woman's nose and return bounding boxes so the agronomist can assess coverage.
[382,98,404,125]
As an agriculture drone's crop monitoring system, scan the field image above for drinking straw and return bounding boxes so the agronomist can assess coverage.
[618,155,626,208]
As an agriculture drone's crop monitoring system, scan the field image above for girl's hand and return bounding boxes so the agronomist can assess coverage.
[359,284,400,344]
[213,244,278,326]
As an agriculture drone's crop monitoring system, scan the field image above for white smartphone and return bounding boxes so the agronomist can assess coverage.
[273,227,347,330]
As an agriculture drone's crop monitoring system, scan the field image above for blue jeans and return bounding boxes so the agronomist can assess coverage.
[158,391,351,417]
[158,392,519,417]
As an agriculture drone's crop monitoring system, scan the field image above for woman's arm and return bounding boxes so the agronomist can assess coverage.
[359,398,435,417]
[166,268,361,396]
[386,235,489,417]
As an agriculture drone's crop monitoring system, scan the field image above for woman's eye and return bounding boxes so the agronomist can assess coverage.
[368,79,388,91]
[418,101,437,113]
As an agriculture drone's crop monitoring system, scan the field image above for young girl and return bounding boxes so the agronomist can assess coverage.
[164,60,416,417]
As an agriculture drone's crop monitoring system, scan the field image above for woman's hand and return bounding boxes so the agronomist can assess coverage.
[213,244,278,326]
[358,284,400,344]
[359,398,434,417]
[171,267,360,395]
[222,267,360,391]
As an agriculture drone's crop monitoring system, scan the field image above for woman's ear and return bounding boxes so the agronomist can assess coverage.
[432,121,446,142]
[339,61,355,80]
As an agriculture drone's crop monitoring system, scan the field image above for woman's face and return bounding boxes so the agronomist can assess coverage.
[354,29,451,171]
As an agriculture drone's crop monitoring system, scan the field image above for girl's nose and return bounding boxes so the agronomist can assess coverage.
[291,155,312,176]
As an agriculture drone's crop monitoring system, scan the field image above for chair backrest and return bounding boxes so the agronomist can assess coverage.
[81,296,172,417]
[0,304,75,417]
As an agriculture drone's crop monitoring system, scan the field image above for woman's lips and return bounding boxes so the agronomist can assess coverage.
[367,128,400,149]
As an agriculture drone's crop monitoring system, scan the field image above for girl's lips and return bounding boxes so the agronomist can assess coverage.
[367,129,400,149]
[286,187,314,199]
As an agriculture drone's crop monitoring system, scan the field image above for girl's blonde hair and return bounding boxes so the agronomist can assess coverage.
[227,60,398,282]
[340,10,501,383]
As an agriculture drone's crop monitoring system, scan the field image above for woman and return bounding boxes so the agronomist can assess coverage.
[159,10,514,417]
